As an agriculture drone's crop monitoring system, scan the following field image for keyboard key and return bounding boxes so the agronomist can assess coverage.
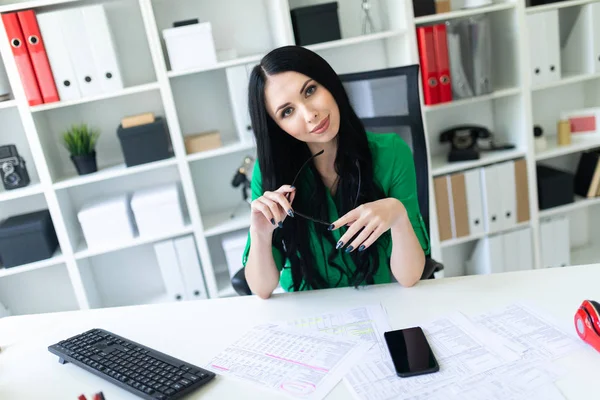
[184,373,199,382]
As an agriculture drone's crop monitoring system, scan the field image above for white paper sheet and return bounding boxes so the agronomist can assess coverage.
[344,311,522,400]
[469,303,584,362]
[204,323,371,400]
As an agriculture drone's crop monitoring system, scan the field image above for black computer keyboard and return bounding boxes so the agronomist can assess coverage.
[48,328,215,400]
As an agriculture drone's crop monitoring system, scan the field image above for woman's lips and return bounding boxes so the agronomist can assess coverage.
[311,115,330,134]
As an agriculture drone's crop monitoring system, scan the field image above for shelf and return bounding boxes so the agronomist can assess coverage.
[304,30,405,52]
[423,87,521,112]
[535,134,600,161]
[526,0,599,14]
[0,0,80,13]
[74,222,194,260]
[431,148,526,177]
[0,183,44,203]
[0,99,16,110]
[30,83,160,112]
[187,141,255,163]
[0,250,64,279]
[440,221,531,248]
[539,196,600,218]
[531,72,600,92]
[414,2,516,24]
[203,208,251,237]
[167,54,264,79]
[53,158,178,190]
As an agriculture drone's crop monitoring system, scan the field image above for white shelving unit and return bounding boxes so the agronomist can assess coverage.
[0,0,599,317]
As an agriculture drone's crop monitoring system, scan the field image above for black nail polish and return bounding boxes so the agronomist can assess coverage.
[358,245,365,252]
[278,221,283,229]
[270,218,276,226]
[290,185,295,190]
[288,210,294,217]
[336,241,343,249]
[328,224,335,231]
[345,246,354,253]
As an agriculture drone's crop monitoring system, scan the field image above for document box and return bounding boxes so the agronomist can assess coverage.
[162,22,217,71]
[0,209,59,268]
[131,183,186,237]
[77,194,136,248]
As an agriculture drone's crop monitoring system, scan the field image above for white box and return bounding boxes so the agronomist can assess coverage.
[163,22,217,71]
[130,183,185,237]
[77,194,135,249]
[221,231,249,279]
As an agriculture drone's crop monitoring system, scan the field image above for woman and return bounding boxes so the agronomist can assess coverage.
[241,45,430,299]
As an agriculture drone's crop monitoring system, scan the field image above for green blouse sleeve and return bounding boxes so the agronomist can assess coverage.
[388,135,431,256]
[241,161,287,271]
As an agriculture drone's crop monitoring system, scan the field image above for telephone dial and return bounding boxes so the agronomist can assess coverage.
[440,125,515,162]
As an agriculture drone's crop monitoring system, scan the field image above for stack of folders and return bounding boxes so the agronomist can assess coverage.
[153,235,208,303]
[434,159,530,242]
[416,14,493,106]
[540,216,570,269]
[466,227,534,275]
[574,150,600,198]
[1,5,123,106]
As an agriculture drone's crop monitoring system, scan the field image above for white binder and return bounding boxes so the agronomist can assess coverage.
[58,7,104,97]
[544,10,561,83]
[540,218,555,268]
[154,240,186,302]
[527,12,548,87]
[553,216,571,268]
[174,235,208,300]
[36,11,81,101]
[590,3,600,73]
[81,5,124,93]
[464,169,485,236]
[480,164,502,234]
[497,161,517,231]
[502,230,520,273]
[466,234,504,275]
[226,64,253,143]
[561,5,594,75]
[516,227,533,271]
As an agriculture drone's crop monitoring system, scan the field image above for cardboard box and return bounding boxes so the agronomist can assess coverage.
[184,130,222,154]
[436,0,451,13]
[121,112,155,129]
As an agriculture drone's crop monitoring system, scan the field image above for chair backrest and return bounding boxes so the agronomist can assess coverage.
[338,64,430,236]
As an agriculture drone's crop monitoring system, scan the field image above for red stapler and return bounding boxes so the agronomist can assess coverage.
[574,300,600,352]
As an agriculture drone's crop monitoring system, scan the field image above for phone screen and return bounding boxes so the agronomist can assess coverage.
[384,327,439,377]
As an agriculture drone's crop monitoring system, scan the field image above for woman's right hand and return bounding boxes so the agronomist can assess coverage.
[250,185,296,238]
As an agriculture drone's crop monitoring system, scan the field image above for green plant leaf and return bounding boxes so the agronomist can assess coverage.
[61,123,100,156]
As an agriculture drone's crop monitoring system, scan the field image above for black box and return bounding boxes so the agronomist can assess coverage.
[291,2,341,46]
[413,0,436,17]
[117,117,174,167]
[0,209,59,268]
[536,165,574,210]
[529,0,567,7]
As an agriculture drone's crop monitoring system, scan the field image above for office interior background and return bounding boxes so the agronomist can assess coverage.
[0,0,598,318]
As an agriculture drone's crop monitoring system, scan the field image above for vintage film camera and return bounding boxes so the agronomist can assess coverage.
[0,144,30,190]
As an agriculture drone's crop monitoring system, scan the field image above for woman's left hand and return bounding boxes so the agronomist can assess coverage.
[329,198,407,253]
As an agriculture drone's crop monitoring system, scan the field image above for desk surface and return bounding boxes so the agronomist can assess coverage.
[1,265,599,399]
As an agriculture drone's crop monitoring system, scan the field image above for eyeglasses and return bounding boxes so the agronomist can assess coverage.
[286,150,361,226]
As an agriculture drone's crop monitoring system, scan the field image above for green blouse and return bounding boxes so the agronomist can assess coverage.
[241,132,430,292]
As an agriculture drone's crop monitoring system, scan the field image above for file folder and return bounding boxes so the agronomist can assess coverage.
[416,25,439,105]
[2,12,42,106]
[432,23,452,103]
[154,240,186,302]
[497,161,517,230]
[174,235,207,300]
[514,159,530,223]
[226,64,253,143]
[434,175,452,241]
[58,7,103,97]
[481,164,502,233]
[17,10,59,104]
[464,168,485,236]
[81,5,123,93]
[449,173,469,238]
[36,10,81,101]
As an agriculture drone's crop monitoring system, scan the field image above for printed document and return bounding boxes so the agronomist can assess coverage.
[204,323,371,400]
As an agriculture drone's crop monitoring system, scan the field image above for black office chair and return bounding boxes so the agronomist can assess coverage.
[232,64,443,296]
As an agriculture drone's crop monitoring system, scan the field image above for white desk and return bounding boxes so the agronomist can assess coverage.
[1,264,599,399]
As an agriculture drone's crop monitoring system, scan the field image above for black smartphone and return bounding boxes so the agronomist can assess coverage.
[384,327,439,378]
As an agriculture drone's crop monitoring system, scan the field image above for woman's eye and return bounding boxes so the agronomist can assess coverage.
[282,107,293,118]
[306,85,316,96]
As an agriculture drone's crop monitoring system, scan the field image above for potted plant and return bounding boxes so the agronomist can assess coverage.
[62,123,100,175]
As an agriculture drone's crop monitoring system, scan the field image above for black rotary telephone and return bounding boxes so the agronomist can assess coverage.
[440,125,515,162]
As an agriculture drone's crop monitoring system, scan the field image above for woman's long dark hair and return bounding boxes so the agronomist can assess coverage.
[248,45,390,291]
